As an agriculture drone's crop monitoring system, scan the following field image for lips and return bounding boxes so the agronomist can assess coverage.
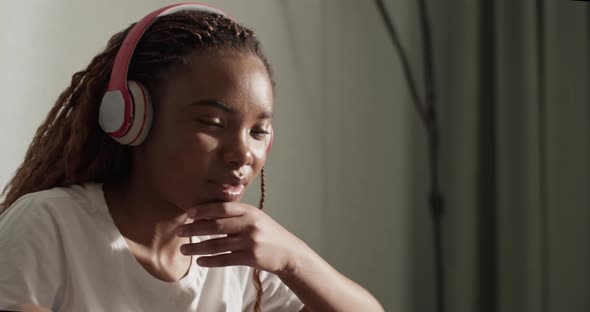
[208,180,246,201]
[217,183,244,195]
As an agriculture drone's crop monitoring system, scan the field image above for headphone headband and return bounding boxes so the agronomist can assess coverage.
[108,3,232,94]
[98,2,272,154]
[100,2,233,138]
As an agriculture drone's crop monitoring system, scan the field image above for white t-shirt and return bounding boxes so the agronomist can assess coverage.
[0,183,304,312]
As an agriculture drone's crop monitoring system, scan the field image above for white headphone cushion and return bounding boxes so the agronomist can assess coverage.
[115,81,153,145]
[98,90,126,134]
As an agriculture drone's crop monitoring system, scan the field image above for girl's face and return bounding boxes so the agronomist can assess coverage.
[136,51,274,210]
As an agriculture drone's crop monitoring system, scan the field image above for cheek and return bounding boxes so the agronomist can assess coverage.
[252,147,268,171]
[145,131,219,207]
[253,135,271,165]
[148,117,216,164]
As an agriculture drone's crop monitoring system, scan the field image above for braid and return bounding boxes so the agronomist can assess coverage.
[1,11,274,208]
[250,167,267,312]
[258,168,267,210]
[0,10,272,311]
[0,11,274,213]
[252,267,264,312]
[0,32,130,208]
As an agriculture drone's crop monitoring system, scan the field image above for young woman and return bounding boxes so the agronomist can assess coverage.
[0,3,384,311]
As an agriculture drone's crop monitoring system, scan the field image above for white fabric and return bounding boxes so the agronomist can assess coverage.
[0,183,304,312]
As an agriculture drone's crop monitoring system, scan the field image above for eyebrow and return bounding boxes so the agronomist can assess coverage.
[190,99,273,119]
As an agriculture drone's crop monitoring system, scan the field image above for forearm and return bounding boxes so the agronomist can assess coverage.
[277,242,384,312]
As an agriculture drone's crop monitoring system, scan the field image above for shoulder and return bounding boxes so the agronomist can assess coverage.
[0,183,101,224]
[0,183,103,247]
[0,184,100,310]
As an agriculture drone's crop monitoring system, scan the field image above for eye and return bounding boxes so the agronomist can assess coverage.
[251,128,270,140]
[195,117,223,128]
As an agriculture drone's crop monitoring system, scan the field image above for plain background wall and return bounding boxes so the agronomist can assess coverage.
[0,0,410,310]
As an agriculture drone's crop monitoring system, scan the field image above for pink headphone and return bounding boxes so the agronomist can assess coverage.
[98,2,273,154]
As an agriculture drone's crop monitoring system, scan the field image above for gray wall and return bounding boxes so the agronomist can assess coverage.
[320,1,414,311]
[3,1,588,312]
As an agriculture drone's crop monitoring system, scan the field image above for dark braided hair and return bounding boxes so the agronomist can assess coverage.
[0,10,274,312]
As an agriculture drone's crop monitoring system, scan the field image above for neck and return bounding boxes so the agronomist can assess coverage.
[103,178,190,252]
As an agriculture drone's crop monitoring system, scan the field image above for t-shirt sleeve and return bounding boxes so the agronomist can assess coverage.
[242,269,304,312]
[0,195,65,311]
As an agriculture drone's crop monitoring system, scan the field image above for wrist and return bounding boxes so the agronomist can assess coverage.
[277,239,317,280]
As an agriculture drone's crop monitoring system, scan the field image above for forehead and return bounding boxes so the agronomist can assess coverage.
[158,50,274,115]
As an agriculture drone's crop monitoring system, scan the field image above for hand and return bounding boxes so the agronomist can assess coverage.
[176,202,308,275]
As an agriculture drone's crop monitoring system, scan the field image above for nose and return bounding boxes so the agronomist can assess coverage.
[222,130,254,169]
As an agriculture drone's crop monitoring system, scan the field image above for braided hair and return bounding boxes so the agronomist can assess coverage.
[0,10,274,312]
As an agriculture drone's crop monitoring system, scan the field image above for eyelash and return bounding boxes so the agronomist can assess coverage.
[251,129,270,139]
[196,119,269,138]
[197,119,223,127]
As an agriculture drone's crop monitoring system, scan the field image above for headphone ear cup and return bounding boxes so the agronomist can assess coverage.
[115,80,153,146]
[98,91,127,135]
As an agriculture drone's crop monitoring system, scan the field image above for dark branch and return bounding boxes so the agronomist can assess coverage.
[374,0,428,126]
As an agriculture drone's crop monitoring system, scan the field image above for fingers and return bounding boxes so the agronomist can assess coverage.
[196,250,253,267]
[177,217,249,237]
[186,202,247,220]
[180,234,251,256]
